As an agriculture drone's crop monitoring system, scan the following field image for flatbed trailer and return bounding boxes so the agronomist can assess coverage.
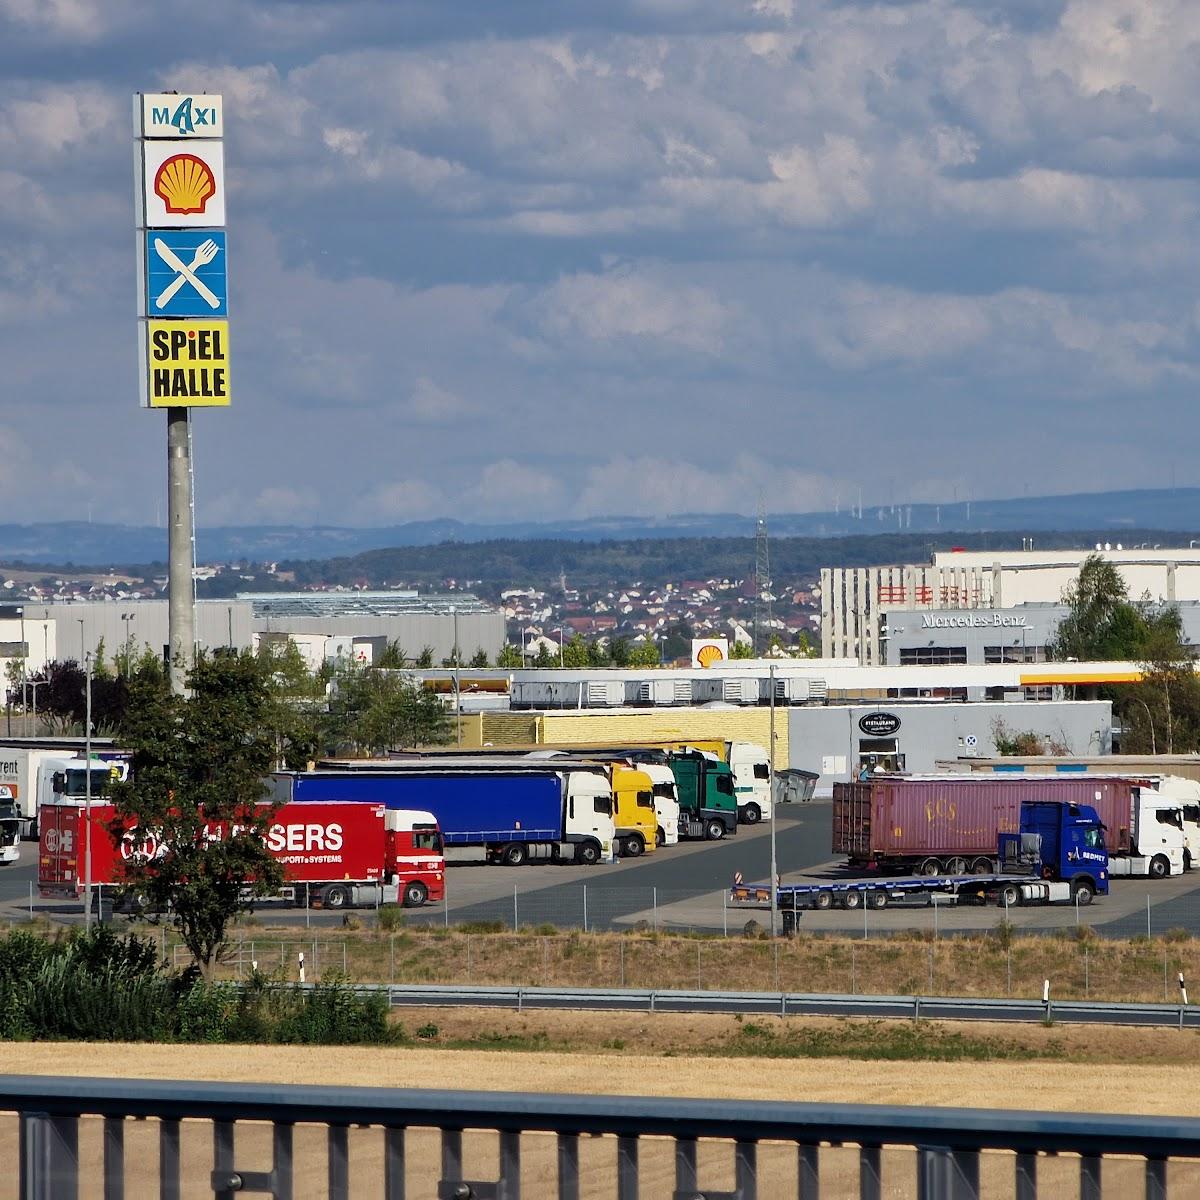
[731,872,1097,911]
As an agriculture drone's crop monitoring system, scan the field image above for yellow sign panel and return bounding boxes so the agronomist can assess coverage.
[144,320,229,407]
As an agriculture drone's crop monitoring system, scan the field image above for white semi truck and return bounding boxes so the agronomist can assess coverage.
[0,741,129,839]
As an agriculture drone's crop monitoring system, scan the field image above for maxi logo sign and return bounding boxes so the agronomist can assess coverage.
[139,93,224,138]
[141,321,229,408]
[143,231,227,317]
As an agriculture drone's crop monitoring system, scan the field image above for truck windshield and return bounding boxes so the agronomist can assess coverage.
[652,783,675,800]
[636,790,654,809]
[412,829,442,852]
[63,769,116,798]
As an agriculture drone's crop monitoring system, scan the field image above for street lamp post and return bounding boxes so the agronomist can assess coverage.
[84,652,93,931]
[78,618,85,664]
[450,606,461,747]
[557,627,565,667]
[769,663,778,940]
[24,680,45,737]
[121,612,135,678]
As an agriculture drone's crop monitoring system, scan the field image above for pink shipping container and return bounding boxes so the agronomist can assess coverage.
[832,776,1135,872]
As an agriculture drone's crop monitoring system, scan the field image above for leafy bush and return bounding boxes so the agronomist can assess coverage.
[0,927,396,1046]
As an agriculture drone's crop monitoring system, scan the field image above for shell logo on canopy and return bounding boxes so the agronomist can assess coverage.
[154,153,216,215]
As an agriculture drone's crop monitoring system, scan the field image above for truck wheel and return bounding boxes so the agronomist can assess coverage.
[998,884,1020,909]
[402,881,428,908]
[842,891,862,910]
[1071,880,1094,906]
[623,835,645,858]
[655,827,666,847]
[1150,855,1170,879]
[868,890,888,909]
[814,892,833,910]
[705,820,726,841]
[945,857,967,876]
[503,844,528,867]
[323,885,349,910]
[918,858,941,877]
[741,803,762,825]
[1186,850,1193,872]
[970,857,994,875]
[575,841,601,865]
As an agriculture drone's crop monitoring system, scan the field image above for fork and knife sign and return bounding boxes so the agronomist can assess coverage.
[153,237,221,309]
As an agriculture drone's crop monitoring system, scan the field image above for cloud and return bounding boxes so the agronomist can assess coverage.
[3,0,1200,530]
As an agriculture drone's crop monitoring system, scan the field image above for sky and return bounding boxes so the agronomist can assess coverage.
[2,0,1199,529]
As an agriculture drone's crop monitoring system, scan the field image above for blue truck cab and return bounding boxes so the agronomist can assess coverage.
[997,800,1109,903]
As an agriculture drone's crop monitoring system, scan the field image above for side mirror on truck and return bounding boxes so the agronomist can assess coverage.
[51,772,66,795]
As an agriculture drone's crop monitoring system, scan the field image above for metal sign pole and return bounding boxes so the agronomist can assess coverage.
[167,408,194,693]
[84,654,93,930]
[769,663,778,940]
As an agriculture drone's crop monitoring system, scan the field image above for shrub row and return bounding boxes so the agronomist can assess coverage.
[0,927,393,1045]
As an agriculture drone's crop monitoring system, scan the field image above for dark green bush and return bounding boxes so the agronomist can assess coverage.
[0,928,395,1046]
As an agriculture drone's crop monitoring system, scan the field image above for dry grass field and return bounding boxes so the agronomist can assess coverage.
[188,922,1200,1004]
[5,1014,1200,1199]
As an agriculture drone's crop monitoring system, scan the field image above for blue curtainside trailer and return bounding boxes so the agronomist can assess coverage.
[272,770,610,866]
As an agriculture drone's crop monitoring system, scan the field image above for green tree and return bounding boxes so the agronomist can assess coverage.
[561,633,591,668]
[1049,555,1149,661]
[627,638,660,667]
[729,640,755,660]
[495,644,523,669]
[108,652,283,977]
[469,648,490,668]
[415,646,435,669]
[376,639,408,669]
[795,630,818,658]
[1126,608,1200,754]
[256,640,327,769]
[609,637,630,667]
[325,664,451,754]
[533,641,553,667]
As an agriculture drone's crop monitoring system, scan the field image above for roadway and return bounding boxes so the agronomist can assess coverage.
[8,798,1200,936]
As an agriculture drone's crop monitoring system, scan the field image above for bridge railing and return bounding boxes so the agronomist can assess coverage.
[12,1074,1200,1198]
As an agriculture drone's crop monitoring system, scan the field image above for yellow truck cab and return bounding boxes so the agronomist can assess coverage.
[610,766,659,858]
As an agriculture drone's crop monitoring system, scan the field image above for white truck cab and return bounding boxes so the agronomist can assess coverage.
[562,770,616,864]
[1109,790,1188,878]
[727,741,772,824]
[639,763,680,846]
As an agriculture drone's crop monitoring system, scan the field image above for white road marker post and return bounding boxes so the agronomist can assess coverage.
[298,951,305,985]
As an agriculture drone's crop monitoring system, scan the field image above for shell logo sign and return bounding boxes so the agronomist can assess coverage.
[140,139,225,227]
[692,638,729,668]
[154,153,216,215]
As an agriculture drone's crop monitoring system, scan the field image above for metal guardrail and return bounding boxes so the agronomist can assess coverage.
[12,1074,1200,1198]
[372,982,1200,1028]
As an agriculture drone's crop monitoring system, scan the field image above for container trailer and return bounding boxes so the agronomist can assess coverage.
[832,775,1185,878]
[735,800,1109,913]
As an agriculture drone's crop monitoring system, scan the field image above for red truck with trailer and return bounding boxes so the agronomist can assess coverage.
[38,799,445,910]
[833,774,1186,878]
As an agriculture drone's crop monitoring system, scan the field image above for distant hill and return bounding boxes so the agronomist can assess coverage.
[1,487,1198,568]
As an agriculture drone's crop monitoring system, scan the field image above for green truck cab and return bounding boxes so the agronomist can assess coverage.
[670,752,738,840]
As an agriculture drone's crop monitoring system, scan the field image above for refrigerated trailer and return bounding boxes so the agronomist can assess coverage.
[38,800,445,910]
[0,740,129,838]
[833,774,1185,878]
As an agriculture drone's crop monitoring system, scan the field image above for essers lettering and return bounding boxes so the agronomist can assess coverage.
[265,822,343,853]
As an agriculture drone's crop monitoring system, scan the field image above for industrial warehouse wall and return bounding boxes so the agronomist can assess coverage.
[470,708,787,762]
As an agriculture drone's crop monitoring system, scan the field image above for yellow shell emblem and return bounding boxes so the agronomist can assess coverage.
[154,153,216,215]
[697,643,725,667]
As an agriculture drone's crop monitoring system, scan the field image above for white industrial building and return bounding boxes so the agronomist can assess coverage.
[821,546,1200,664]
[6,591,503,675]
